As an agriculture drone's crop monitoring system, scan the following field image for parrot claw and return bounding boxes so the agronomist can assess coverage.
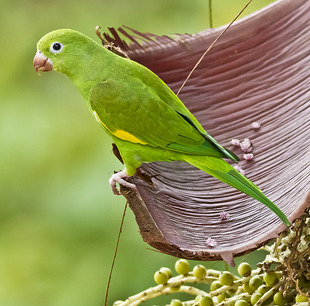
[109,170,136,195]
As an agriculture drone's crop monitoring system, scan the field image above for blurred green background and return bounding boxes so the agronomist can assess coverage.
[0,0,275,305]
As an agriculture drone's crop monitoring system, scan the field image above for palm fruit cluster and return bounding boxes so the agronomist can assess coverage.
[114,209,309,305]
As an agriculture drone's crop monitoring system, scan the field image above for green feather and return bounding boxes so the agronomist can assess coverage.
[183,155,290,226]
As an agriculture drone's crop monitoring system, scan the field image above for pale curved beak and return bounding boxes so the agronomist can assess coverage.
[33,50,53,74]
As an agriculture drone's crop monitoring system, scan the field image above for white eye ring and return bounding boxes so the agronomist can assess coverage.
[50,42,64,54]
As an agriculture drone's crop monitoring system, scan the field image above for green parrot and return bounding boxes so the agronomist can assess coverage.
[33,29,289,226]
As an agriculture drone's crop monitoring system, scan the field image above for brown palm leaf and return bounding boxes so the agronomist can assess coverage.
[96,0,310,265]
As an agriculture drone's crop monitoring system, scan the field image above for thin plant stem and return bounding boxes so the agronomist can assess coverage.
[104,202,128,306]
[209,0,213,28]
[176,0,254,96]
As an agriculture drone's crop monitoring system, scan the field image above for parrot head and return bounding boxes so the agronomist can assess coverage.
[33,29,99,76]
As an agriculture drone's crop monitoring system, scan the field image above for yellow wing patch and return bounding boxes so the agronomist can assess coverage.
[113,130,147,145]
[93,111,147,145]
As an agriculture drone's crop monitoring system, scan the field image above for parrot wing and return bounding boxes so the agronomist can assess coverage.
[89,79,238,161]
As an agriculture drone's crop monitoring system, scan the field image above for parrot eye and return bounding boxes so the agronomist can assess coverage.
[50,42,64,54]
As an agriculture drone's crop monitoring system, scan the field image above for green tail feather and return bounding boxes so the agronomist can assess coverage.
[202,134,240,163]
[183,155,290,226]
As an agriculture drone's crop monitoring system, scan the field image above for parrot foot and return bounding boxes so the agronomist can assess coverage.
[109,170,136,195]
